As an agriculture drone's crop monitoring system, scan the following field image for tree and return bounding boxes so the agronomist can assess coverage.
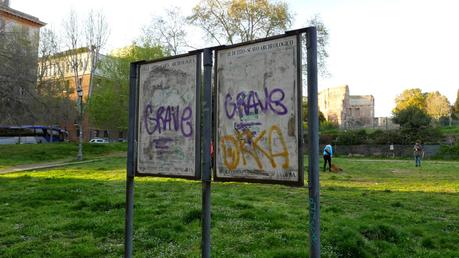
[62,9,109,160]
[392,106,441,143]
[189,0,292,45]
[393,88,426,114]
[302,100,325,123]
[302,99,329,132]
[393,106,431,129]
[0,27,40,125]
[189,1,329,76]
[452,89,459,119]
[36,28,77,134]
[425,91,451,120]
[142,7,188,55]
[86,43,165,136]
[306,14,329,77]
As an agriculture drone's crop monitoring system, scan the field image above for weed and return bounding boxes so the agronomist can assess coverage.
[182,209,201,224]
[360,224,402,243]
[391,201,403,207]
[421,237,435,249]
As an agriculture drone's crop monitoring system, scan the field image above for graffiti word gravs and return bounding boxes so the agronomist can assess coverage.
[224,87,288,119]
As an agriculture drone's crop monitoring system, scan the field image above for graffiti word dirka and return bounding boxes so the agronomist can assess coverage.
[144,104,193,137]
[224,87,288,119]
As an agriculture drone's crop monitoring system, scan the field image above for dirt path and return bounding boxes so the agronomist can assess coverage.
[0,152,126,175]
[339,158,458,164]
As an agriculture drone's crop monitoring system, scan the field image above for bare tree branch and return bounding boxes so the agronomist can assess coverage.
[142,6,188,55]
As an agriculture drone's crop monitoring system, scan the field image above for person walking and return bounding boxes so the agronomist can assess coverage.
[413,140,424,167]
[323,144,333,172]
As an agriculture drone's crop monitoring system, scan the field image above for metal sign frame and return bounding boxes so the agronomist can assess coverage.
[126,27,319,258]
[131,52,202,180]
[213,31,304,186]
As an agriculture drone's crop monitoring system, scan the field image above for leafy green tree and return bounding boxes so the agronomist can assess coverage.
[86,43,165,136]
[425,91,450,120]
[452,89,459,119]
[392,106,443,144]
[454,89,459,110]
[393,88,426,114]
[302,100,330,132]
[302,100,325,123]
[393,106,431,129]
[189,0,291,45]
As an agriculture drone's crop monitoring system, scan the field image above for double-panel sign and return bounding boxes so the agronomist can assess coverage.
[215,34,304,186]
[136,53,201,179]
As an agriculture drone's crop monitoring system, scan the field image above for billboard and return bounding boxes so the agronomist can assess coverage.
[215,35,303,185]
[136,53,201,179]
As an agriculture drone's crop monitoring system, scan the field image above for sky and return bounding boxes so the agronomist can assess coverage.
[11,0,459,117]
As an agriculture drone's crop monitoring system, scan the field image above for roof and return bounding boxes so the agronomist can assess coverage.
[0,5,46,27]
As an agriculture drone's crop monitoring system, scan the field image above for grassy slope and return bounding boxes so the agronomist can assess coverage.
[0,143,127,168]
[0,157,458,257]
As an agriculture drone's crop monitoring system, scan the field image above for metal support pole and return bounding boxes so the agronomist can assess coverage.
[77,82,84,160]
[125,62,138,258]
[202,48,213,258]
[125,175,134,258]
[306,27,320,258]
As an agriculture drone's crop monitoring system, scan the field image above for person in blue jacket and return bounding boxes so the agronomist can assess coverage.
[323,144,333,172]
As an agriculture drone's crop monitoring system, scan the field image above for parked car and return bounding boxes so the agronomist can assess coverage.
[89,138,109,144]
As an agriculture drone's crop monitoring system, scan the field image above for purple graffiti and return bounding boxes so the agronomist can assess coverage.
[144,104,193,137]
[224,87,288,119]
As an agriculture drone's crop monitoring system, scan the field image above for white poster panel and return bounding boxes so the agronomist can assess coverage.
[137,55,198,178]
[215,35,300,184]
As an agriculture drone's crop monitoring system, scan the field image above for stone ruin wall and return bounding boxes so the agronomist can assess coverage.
[319,85,376,129]
[318,85,349,125]
[348,95,374,128]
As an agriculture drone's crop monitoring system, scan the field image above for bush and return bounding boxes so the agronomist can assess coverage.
[436,143,459,159]
[313,126,444,145]
[398,127,443,144]
[320,120,339,131]
[335,130,368,145]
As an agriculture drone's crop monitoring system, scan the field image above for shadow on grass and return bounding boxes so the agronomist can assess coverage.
[0,174,458,258]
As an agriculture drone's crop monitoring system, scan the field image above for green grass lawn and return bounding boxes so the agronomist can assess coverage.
[0,157,458,257]
[0,143,127,169]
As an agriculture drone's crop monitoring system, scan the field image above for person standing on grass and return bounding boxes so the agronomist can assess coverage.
[413,140,424,167]
[323,144,333,172]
